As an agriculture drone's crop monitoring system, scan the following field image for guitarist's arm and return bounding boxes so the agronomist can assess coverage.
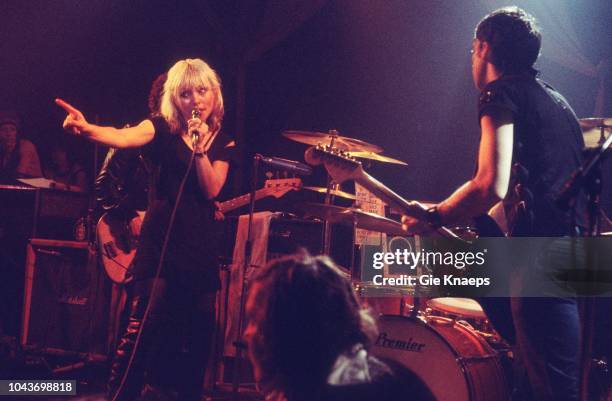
[403,109,513,232]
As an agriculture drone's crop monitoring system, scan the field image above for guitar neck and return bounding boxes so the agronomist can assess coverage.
[218,190,265,213]
[354,169,459,239]
[354,170,413,212]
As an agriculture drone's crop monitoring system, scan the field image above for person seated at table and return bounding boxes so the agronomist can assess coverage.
[0,111,42,183]
[44,141,88,191]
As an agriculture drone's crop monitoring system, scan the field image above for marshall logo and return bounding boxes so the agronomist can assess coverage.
[375,332,426,352]
[59,295,88,305]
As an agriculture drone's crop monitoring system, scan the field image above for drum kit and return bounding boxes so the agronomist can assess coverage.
[279,117,612,401]
[282,129,514,401]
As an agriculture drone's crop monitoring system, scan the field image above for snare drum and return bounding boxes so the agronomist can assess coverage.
[354,282,413,316]
[373,315,509,401]
[427,297,492,334]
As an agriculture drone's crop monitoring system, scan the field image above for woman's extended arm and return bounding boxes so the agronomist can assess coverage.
[56,98,155,148]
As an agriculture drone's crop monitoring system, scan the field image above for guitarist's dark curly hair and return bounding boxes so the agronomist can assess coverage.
[476,6,541,76]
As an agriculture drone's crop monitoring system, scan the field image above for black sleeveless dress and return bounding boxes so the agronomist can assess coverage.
[132,115,235,292]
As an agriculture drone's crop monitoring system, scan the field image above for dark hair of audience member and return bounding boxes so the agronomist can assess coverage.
[247,250,377,401]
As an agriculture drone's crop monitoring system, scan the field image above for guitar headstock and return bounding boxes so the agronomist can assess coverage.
[263,178,302,198]
[304,145,364,184]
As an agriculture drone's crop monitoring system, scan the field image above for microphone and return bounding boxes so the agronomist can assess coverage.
[256,154,312,176]
[191,109,201,145]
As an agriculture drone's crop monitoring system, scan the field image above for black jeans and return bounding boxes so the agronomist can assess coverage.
[108,278,216,401]
[510,238,584,401]
[512,297,580,401]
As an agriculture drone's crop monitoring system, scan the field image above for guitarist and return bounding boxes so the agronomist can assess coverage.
[401,8,587,401]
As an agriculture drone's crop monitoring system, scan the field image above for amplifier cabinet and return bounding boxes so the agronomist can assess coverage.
[0,185,88,242]
[21,239,110,357]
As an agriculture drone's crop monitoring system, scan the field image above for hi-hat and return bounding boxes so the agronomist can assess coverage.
[578,118,612,130]
[579,117,611,149]
[302,186,356,200]
[299,203,405,236]
[349,151,408,165]
[283,130,383,153]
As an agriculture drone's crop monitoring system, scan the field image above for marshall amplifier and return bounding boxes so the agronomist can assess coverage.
[21,239,110,357]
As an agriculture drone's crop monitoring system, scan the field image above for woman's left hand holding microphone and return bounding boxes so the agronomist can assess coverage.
[188,116,212,153]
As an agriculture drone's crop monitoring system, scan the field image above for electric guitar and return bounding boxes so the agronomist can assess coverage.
[97,178,302,283]
[305,145,504,239]
[97,211,145,284]
[217,177,301,214]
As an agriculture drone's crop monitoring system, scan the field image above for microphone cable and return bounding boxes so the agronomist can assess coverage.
[112,136,209,401]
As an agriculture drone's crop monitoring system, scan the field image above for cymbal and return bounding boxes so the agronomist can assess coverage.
[299,203,405,236]
[579,118,612,130]
[302,186,356,200]
[283,130,383,153]
[348,151,408,166]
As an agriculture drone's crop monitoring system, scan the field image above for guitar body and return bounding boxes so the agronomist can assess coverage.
[97,211,145,284]
[96,178,299,283]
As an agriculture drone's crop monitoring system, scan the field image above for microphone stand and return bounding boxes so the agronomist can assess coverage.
[231,154,260,400]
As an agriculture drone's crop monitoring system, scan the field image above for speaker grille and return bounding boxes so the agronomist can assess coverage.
[22,240,110,356]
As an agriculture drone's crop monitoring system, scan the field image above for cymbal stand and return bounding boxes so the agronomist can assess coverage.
[322,131,338,256]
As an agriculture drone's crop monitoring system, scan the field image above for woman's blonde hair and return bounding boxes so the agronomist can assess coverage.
[159,58,224,135]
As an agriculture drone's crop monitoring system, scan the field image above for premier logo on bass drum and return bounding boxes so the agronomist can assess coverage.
[375,332,426,352]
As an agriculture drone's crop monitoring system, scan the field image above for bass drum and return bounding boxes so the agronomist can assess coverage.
[372,315,509,401]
